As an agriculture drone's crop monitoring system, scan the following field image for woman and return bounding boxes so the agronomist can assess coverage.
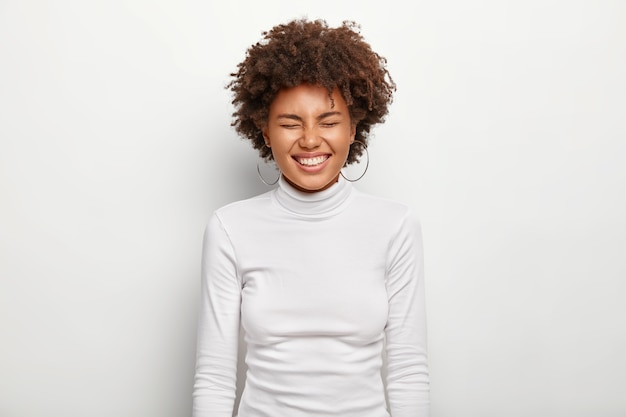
[193,19,429,417]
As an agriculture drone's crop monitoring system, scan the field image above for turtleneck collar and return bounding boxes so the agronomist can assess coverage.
[272,175,354,219]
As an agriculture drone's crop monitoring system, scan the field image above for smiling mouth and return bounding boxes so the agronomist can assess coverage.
[294,155,329,166]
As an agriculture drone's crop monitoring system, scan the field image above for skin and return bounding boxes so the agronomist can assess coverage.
[262,84,356,193]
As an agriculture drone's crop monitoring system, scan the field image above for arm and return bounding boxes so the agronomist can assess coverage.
[385,210,429,417]
[193,213,241,417]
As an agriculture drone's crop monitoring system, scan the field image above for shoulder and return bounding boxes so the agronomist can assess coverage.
[211,189,274,223]
[202,190,275,240]
[351,188,421,228]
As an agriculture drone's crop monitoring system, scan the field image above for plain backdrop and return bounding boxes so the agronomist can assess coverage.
[1,1,625,416]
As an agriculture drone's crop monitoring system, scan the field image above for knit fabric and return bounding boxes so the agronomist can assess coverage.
[193,176,429,417]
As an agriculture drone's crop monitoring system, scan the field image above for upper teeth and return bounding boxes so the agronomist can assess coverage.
[298,156,327,166]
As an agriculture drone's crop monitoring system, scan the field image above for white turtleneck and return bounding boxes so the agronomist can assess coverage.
[193,176,429,417]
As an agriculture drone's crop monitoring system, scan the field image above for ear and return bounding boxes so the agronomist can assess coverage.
[262,128,270,147]
[350,124,357,144]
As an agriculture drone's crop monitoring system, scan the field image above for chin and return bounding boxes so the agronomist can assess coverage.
[288,175,339,193]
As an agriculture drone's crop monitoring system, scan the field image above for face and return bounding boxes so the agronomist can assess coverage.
[263,84,356,193]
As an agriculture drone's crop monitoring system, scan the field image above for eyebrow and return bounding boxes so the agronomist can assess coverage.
[276,111,343,121]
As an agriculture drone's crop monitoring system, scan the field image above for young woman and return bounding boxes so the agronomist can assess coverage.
[193,19,429,417]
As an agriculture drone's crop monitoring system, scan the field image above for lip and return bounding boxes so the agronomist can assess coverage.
[292,152,331,173]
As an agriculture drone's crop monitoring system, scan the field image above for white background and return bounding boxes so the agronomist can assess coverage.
[1,1,625,416]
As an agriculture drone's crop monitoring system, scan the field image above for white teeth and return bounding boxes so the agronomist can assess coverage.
[297,156,328,166]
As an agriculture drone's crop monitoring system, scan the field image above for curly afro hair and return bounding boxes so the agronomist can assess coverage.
[227,19,396,164]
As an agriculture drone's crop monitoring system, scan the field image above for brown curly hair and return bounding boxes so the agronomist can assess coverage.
[227,19,396,164]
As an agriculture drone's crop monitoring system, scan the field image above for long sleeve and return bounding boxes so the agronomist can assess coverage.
[193,213,241,417]
[384,210,429,417]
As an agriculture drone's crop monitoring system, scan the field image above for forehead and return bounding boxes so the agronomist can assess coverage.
[269,84,348,115]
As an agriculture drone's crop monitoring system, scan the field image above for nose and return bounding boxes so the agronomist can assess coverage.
[299,126,321,149]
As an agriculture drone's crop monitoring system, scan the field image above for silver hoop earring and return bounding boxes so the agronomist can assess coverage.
[341,140,369,182]
[256,158,280,186]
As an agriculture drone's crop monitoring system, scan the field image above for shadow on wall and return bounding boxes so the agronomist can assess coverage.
[207,135,277,209]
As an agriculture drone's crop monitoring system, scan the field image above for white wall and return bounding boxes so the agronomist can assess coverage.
[1,1,625,416]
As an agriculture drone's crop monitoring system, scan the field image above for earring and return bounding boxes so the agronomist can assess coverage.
[257,144,280,186]
[341,140,369,182]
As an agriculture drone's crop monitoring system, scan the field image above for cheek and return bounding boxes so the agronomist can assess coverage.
[268,140,292,165]
[268,127,300,147]
[269,138,293,157]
